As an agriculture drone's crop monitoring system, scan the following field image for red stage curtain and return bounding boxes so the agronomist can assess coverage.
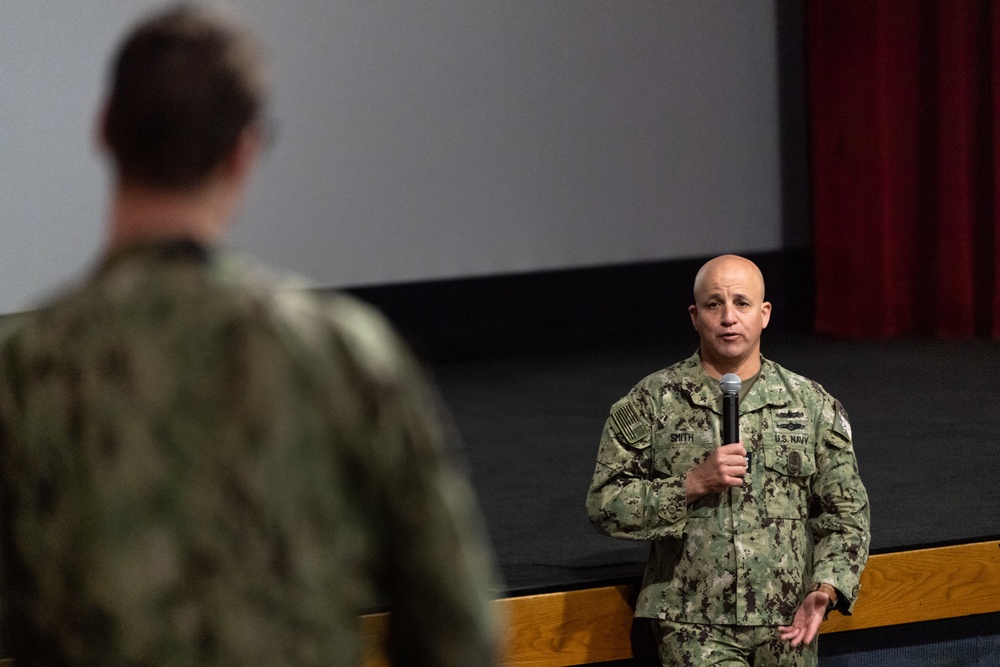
[808,0,1000,338]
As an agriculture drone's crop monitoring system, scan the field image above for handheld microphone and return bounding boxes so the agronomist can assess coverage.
[720,373,741,445]
[720,372,747,473]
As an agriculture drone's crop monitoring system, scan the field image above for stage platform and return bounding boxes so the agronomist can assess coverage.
[402,333,1000,665]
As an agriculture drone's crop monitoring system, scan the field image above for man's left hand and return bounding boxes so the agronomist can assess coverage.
[777,591,830,647]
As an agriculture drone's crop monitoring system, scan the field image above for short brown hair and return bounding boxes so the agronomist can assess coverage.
[103,4,269,190]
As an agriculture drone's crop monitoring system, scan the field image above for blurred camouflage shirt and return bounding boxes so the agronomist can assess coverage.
[587,353,870,626]
[0,240,500,666]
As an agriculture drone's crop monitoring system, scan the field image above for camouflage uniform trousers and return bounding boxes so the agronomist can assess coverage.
[651,619,817,667]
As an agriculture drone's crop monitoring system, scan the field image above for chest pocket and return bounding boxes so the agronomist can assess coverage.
[761,434,816,520]
[651,427,716,518]
[651,429,714,476]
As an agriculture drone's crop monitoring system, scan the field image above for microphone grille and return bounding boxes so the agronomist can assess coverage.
[719,373,741,396]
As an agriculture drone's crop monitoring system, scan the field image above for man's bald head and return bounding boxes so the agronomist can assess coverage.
[692,254,766,304]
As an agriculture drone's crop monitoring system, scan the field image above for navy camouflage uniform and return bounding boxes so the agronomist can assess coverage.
[587,353,870,665]
[0,240,500,666]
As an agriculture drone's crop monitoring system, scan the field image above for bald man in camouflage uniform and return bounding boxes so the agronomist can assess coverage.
[0,6,499,666]
[587,255,869,666]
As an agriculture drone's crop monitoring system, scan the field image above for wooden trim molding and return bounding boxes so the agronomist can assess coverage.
[361,540,1000,667]
[819,541,1000,633]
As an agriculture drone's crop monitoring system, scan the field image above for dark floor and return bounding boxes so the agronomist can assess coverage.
[430,332,1000,596]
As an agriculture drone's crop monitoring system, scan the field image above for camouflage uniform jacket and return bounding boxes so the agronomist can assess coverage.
[0,240,500,666]
[587,353,870,626]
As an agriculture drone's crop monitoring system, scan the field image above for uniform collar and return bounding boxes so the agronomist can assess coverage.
[682,352,790,414]
[95,238,213,277]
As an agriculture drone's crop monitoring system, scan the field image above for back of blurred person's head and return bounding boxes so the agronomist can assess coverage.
[102,4,270,191]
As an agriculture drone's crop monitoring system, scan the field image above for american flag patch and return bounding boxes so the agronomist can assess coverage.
[609,396,649,445]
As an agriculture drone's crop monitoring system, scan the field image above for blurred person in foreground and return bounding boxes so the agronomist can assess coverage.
[587,255,870,666]
[0,4,500,665]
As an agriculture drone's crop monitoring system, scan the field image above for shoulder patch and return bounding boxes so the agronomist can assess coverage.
[833,400,852,442]
[609,395,649,446]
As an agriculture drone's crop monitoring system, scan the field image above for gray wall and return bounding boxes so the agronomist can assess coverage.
[0,1,784,314]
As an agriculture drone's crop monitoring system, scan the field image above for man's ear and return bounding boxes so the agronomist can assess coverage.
[223,123,265,186]
[761,301,772,329]
[688,304,699,330]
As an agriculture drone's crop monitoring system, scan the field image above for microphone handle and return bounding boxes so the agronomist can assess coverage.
[722,393,739,444]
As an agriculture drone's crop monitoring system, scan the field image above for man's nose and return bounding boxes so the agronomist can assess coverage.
[721,303,737,324]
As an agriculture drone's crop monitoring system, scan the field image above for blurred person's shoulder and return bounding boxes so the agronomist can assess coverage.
[222,254,417,382]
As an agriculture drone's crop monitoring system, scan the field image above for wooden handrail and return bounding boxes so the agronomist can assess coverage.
[361,540,1000,667]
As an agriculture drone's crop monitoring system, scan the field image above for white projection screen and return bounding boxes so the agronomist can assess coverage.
[0,1,783,314]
